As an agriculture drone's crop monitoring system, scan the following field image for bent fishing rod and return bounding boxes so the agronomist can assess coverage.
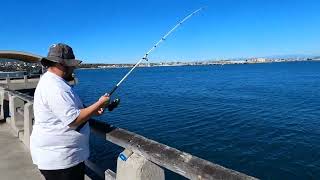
[107,7,205,111]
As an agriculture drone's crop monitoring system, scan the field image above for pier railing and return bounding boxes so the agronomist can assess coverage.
[0,75,40,90]
[0,87,258,180]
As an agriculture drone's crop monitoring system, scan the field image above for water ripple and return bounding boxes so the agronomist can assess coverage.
[74,62,320,179]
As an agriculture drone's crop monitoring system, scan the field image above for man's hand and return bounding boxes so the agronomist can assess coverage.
[95,107,105,115]
[70,94,110,127]
[95,94,110,115]
[98,94,110,107]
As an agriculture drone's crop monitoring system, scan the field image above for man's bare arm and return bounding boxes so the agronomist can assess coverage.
[69,95,109,128]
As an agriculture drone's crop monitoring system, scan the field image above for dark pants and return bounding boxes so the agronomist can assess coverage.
[40,162,85,180]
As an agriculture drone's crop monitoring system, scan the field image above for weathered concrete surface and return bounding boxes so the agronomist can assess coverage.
[117,152,165,180]
[0,77,76,91]
[0,122,44,180]
[0,78,40,90]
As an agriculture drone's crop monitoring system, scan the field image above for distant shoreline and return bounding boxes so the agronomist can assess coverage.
[78,59,320,70]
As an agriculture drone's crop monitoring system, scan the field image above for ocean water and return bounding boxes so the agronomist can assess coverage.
[73,61,320,179]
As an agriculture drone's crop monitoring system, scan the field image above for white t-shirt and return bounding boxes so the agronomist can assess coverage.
[30,71,90,170]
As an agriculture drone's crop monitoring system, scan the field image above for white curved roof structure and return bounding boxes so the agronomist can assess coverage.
[0,50,42,63]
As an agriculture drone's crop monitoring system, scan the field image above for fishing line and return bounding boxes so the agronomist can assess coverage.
[107,7,205,111]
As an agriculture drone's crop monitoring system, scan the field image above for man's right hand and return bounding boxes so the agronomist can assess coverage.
[98,94,110,107]
[70,94,110,128]
[95,94,110,116]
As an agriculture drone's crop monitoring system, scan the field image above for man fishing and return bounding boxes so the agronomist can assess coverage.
[30,43,109,180]
[27,8,203,180]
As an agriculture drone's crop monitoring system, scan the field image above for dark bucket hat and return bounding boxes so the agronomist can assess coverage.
[41,43,82,67]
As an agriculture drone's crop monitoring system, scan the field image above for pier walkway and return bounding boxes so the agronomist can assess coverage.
[0,122,43,180]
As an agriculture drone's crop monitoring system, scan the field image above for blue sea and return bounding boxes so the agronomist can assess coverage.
[73,61,320,179]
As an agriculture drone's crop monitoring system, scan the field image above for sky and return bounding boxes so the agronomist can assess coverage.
[0,0,319,63]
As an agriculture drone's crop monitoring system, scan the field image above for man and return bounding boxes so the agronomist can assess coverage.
[30,43,109,180]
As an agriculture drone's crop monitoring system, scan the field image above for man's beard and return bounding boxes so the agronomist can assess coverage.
[63,71,75,82]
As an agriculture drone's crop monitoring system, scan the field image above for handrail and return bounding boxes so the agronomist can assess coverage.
[6,89,34,102]
[89,119,257,180]
[0,84,34,102]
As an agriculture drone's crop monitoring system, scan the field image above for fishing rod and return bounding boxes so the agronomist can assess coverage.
[107,7,205,111]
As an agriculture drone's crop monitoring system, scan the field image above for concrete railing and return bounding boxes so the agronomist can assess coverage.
[0,87,258,180]
[0,87,34,148]
[0,75,41,90]
[0,75,77,91]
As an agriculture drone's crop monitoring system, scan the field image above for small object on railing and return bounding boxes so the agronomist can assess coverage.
[119,149,133,161]
[108,98,120,111]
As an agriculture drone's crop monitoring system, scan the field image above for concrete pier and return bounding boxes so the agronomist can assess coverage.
[0,122,43,180]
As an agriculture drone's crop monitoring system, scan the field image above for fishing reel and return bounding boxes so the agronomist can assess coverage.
[108,98,120,111]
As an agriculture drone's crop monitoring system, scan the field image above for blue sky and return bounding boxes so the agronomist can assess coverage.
[0,0,319,63]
